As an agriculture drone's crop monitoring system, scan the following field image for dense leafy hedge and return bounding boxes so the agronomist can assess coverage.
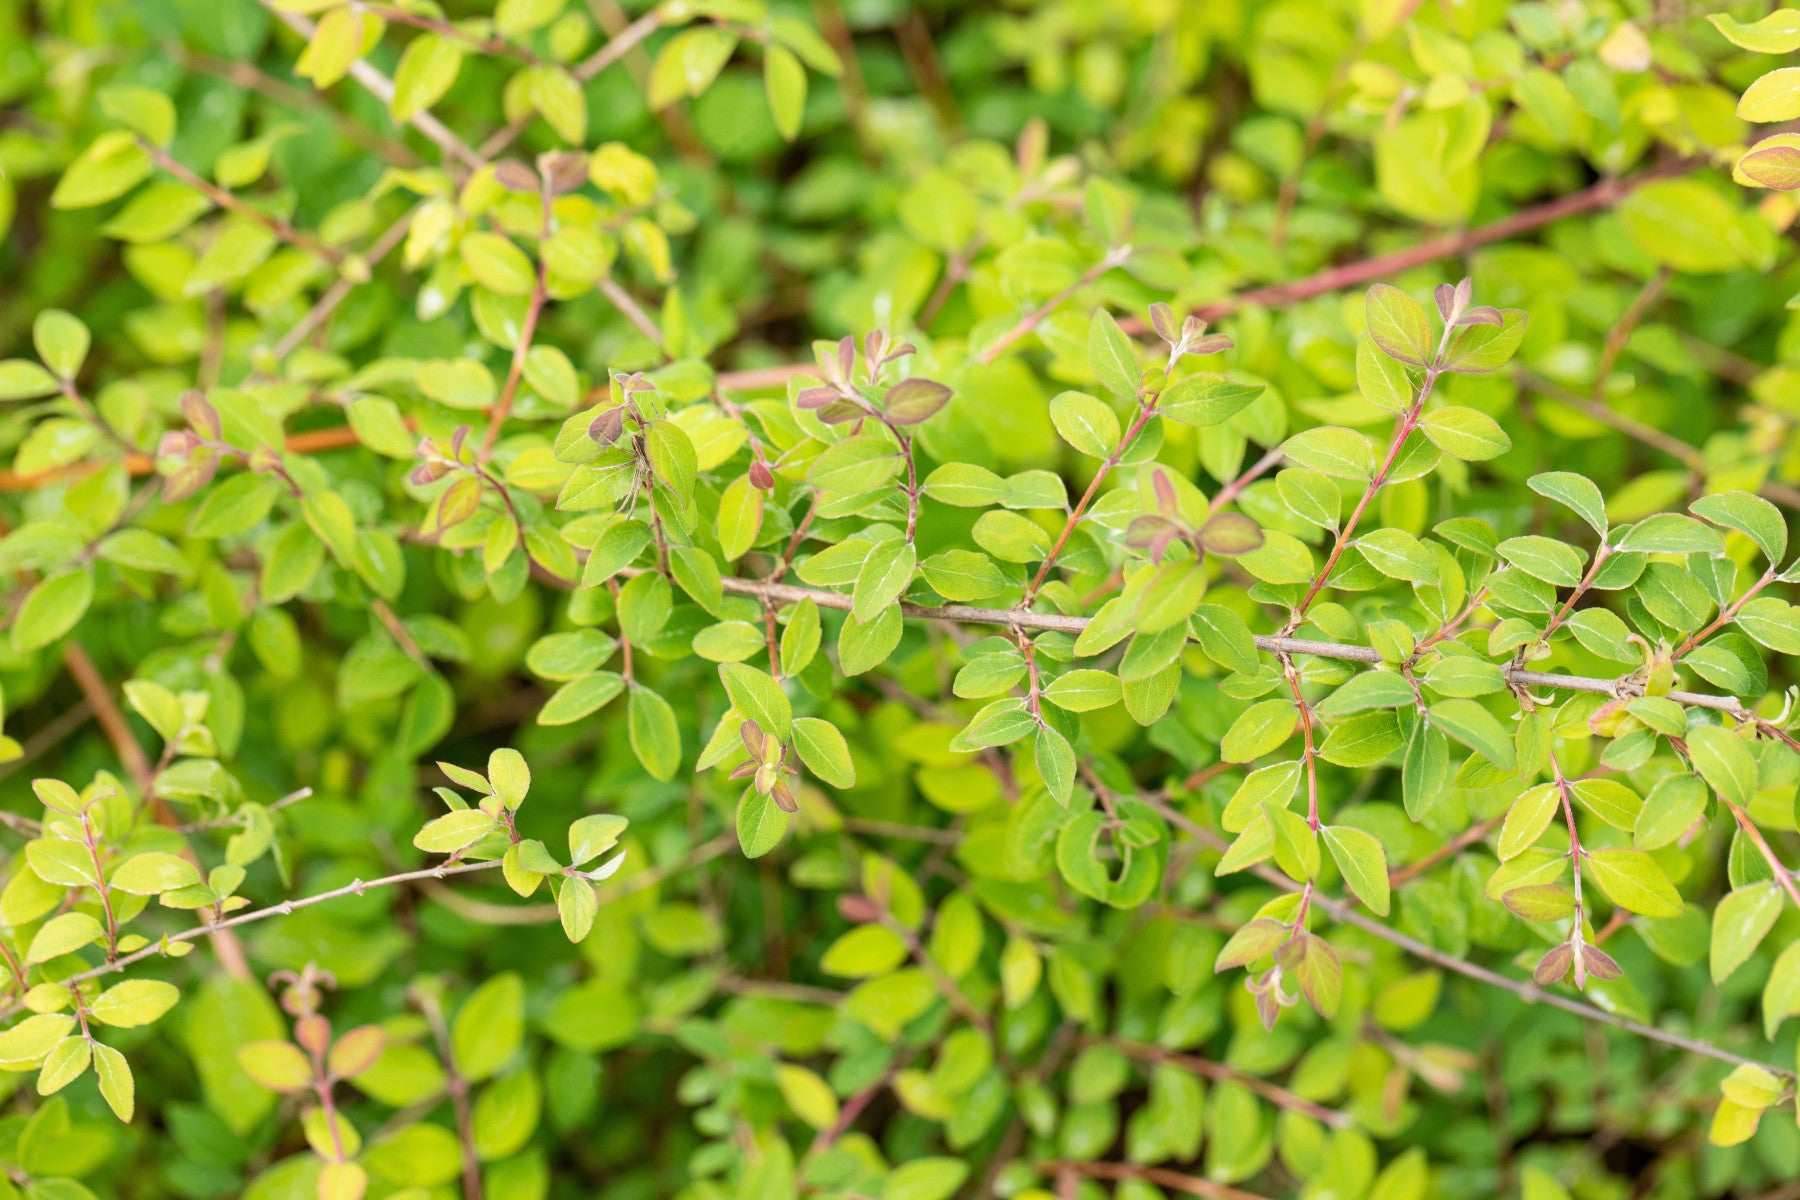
[4,1,1800,1198]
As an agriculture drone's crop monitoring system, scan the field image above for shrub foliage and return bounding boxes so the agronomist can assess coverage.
[1,1,1800,1198]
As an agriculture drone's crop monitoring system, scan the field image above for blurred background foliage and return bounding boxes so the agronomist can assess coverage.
[1,1,1800,1200]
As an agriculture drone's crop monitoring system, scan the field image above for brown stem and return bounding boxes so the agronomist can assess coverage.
[1280,655,1320,830]
[175,46,422,168]
[0,860,507,1021]
[370,5,542,62]
[598,276,664,347]
[1285,349,1444,634]
[1139,792,1798,1081]
[1043,1162,1276,1200]
[1388,814,1504,886]
[271,203,418,365]
[1722,798,1800,915]
[62,645,153,791]
[1021,390,1157,604]
[475,7,665,161]
[1673,565,1777,661]
[264,4,483,172]
[481,268,549,461]
[373,599,432,672]
[1595,268,1672,388]
[805,1049,917,1160]
[1186,158,1703,327]
[1208,444,1284,513]
[979,246,1133,365]
[621,574,1752,709]
[1106,1039,1351,1128]
[810,0,871,152]
[419,988,484,1200]
[138,138,345,266]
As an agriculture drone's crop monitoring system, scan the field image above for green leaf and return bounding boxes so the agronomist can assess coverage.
[764,43,806,140]
[1221,698,1298,763]
[1711,9,1800,53]
[1529,471,1608,537]
[736,788,789,858]
[792,716,854,788]
[1189,604,1260,676]
[414,810,501,854]
[453,973,524,1082]
[38,1036,91,1096]
[807,435,897,495]
[1585,848,1683,918]
[1618,513,1724,555]
[1283,426,1375,479]
[28,912,103,963]
[1088,309,1139,401]
[821,925,908,977]
[487,747,530,809]
[1158,373,1263,427]
[838,604,903,676]
[1359,528,1438,583]
[110,852,203,895]
[719,663,791,740]
[1042,669,1121,712]
[1049,390,1119,458]
[32,311,88,380]
[1317,670,1414,717]
[1691,492,1786,564]
[1420,407,1510,460]
[885,1158,969,1200]
[1356,333,1412,413]
[93,1042,133,1121]
[12,570,93,652]
[0,360,59,400]
[1635,773,1709,851]
[538,671,625,725]
[89,980,179,1029]
[716,474,764,562]
[628,687,681,781]
[1428,699,1514,770]
[919,549,1005,601]
[1497,536,1585,587]
[1499,783,1559,861]
[461,232,537,296]
[1034,724,1075,805]
[1618,180,1756,273]
[1763,942,1800,1038]
[558,876,598,942]
[647,27,738,108]
[392,34,464,122]
[1740,67,1800,123]
[1323,824,1390,915]
[1440,310,1528,374]
[1688,724,1757,810]
[781,598,821,676]
[853,539,916,623]
[51,131,152,209]
[1365,282,1432,365]
[1711,881,1782,984]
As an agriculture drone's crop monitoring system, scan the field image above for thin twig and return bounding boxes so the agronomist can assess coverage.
[1042,1161,1276,1200]
[137,137,345,266]
[264,4,483,172]
[1106,1038,1351,1128]
[1140,794,1798,1081]
[418,987,483,1200]
[671,574,1750,712]
[979,247,1132,364]
[0,860,507,1021]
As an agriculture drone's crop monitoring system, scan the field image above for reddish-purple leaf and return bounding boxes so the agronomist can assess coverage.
[884,377,951,425]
